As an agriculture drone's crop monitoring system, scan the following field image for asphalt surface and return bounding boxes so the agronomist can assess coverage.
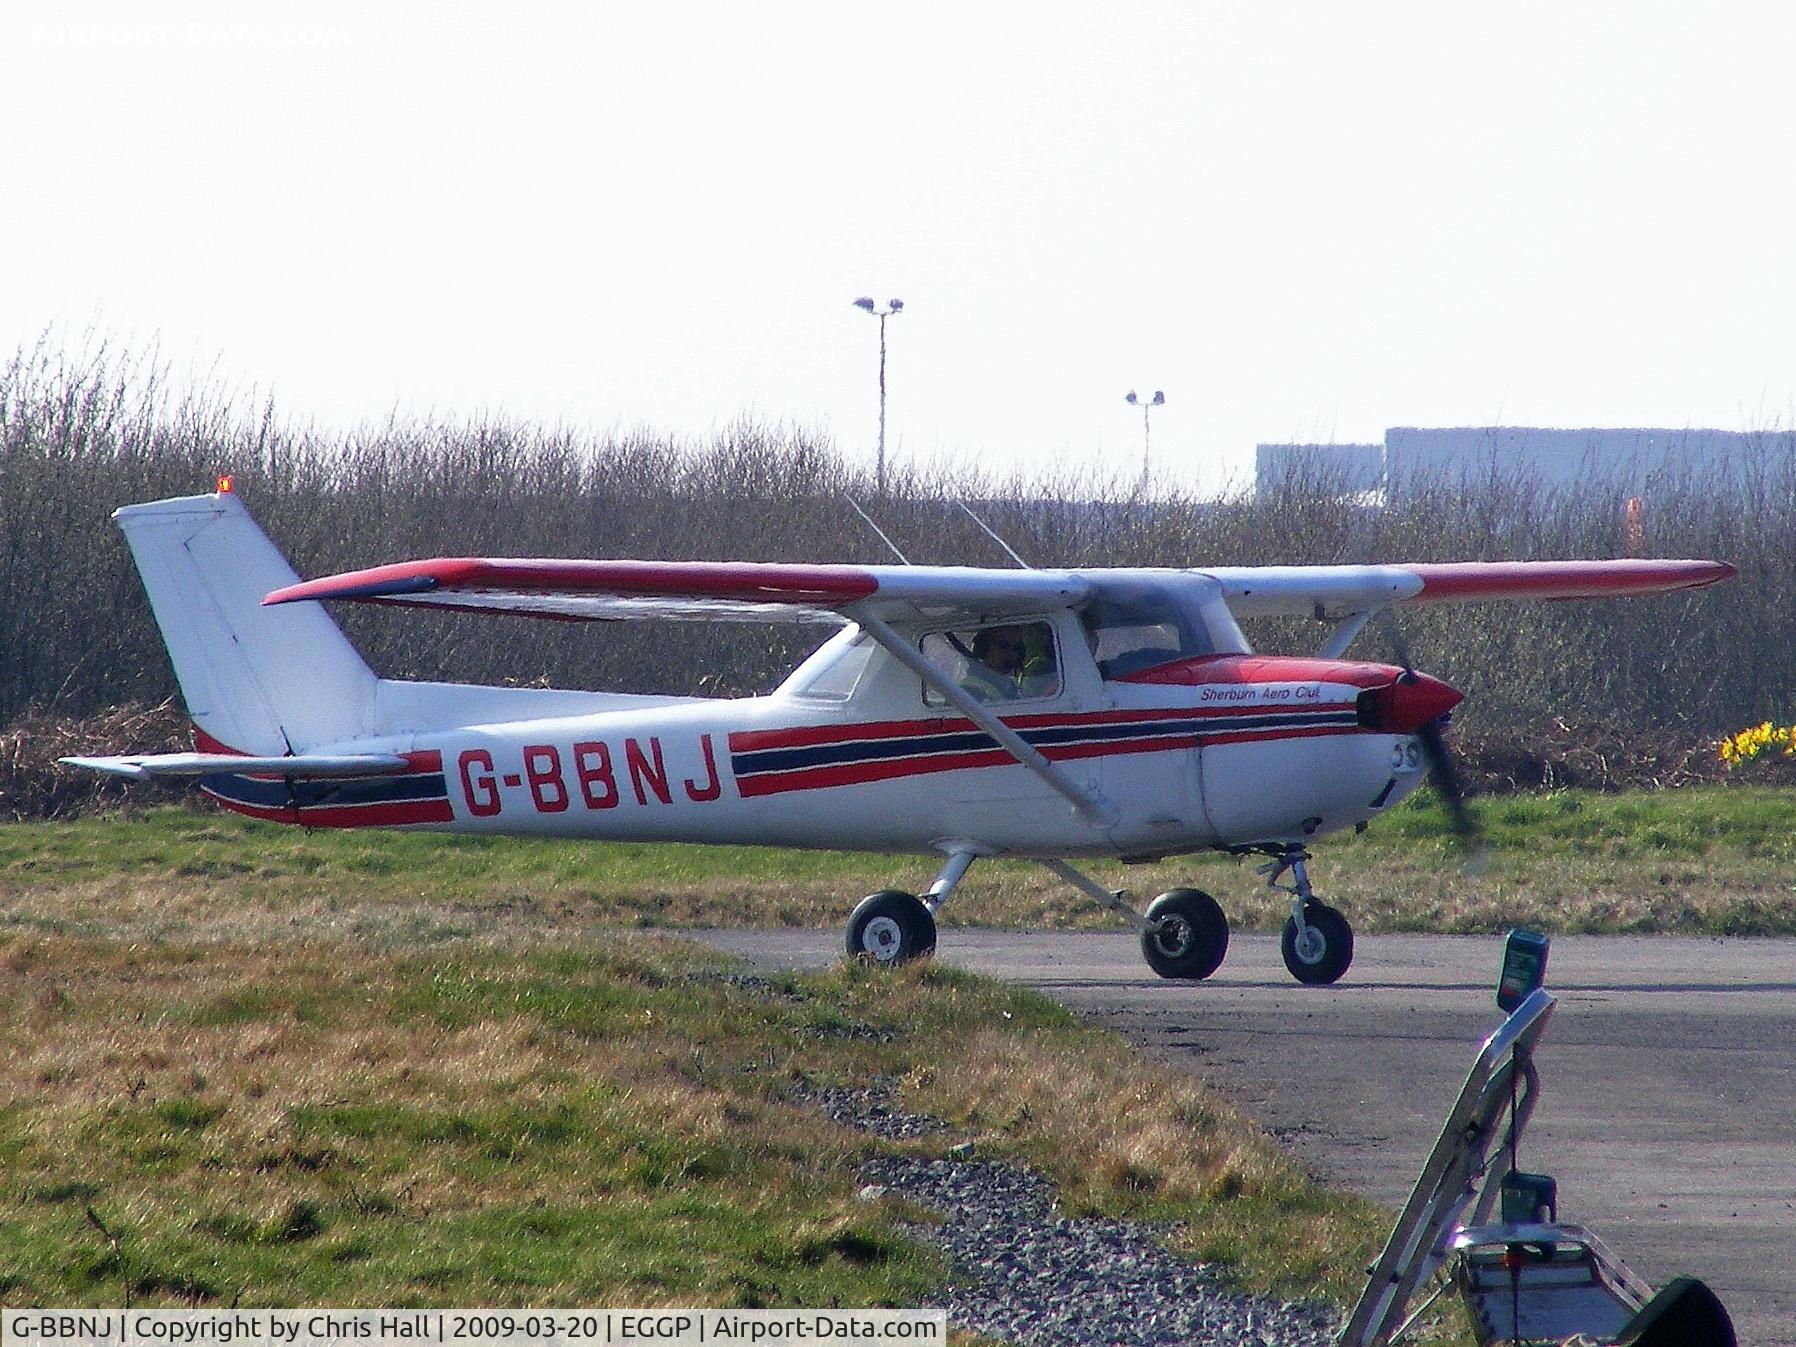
[693,928,1796,1346]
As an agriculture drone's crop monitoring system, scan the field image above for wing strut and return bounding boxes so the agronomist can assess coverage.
[1317,611,1373,659]
[854,613,1120,828]
[1038,858,1149,930]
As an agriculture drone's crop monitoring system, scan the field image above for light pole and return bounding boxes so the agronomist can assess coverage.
[854,297,903,492]
[1125,389,1165,482]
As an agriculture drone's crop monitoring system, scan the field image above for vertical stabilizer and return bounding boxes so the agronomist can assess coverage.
[114,490,378,755]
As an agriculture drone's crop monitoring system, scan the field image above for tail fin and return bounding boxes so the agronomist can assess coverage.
[114,489,378,755]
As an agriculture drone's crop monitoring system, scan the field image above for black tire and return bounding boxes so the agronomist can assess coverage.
[1281,903,1354,985]
[1139,888,1230,980]
[845,890,937,965]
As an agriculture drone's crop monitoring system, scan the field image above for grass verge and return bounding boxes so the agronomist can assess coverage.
[0,921,1385,1312]
[6,785,1761,1329]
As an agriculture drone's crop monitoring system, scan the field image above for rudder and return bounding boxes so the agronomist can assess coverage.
[114,489,378,755]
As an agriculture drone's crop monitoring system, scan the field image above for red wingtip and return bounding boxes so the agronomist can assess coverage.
[1408,558,1739,602]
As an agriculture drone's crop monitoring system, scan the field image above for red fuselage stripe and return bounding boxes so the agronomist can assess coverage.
[204,791,454,828]
[728,701,1358,753]
[734,723,1352,797]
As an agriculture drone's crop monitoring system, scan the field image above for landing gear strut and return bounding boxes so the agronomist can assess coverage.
[1264,847,1354,985]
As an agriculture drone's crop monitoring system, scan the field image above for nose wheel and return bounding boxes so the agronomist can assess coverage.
[1281,902,1354,984]
[1264,848,1355,985]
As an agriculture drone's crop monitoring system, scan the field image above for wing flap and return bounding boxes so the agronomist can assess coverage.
[1206,565,1425,619]
[265,558,880,623]
[264,559,1090,626]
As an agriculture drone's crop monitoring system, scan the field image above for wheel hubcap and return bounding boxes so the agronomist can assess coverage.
[1153,915,1194,958]
[1293,923,1327,963]
[862,915,903,960]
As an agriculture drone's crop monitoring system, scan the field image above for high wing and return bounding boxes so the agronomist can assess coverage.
[265,559,1090,625]
[1204,558,1735,620]
[265,555,1733,627]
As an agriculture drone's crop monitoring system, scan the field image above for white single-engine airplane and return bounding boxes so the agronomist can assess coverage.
[66,485,1734,984]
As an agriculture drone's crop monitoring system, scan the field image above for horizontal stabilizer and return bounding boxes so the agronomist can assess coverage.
[61,751,411,781]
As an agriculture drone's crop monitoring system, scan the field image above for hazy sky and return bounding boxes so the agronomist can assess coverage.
[5,1,1794,489]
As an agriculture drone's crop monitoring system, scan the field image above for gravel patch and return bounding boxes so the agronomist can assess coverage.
[810,1080,1342,1346]
[790,1080,951,1140]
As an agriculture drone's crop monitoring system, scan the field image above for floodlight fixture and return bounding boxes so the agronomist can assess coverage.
[1126,387,1167,482]
[853,296,906,491]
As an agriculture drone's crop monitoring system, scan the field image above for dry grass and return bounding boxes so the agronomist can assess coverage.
[0,703,188,820]
[0,928,940,1305]
[0,890,1390,1315]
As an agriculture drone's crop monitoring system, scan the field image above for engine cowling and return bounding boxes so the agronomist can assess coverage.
[1356,670,1463,734]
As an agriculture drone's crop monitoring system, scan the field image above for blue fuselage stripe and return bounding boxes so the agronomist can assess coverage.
[731,711,1359,778]
[201,772,449,809]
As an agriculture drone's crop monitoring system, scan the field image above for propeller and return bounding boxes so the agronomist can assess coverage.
[1373,610,1483,850]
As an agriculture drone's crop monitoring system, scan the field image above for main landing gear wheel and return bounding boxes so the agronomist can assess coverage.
[846,890,937,966]
[1139,888,1230,980]
[1281,903,1354,985]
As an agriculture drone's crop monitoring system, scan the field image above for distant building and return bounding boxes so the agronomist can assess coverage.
[1257,427,1796,499]
[1382,427,1796,497]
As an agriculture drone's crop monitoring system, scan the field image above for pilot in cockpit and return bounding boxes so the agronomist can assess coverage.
[963,624,1057,700]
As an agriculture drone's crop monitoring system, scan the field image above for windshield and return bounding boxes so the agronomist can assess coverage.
[1080,577,1247,678]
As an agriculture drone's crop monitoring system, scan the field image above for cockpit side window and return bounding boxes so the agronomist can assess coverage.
[920,620,1062,704]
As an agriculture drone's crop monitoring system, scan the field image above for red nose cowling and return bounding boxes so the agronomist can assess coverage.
[1356,671,1464,735]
